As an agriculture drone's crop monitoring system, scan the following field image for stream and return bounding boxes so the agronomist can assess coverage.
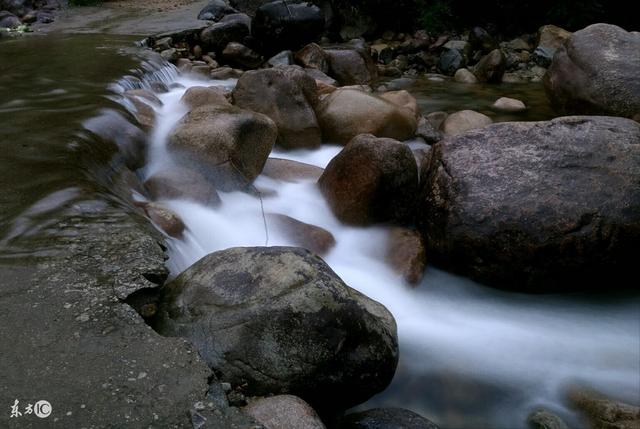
[2,33,638,429]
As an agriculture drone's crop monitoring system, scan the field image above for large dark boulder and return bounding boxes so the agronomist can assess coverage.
[232,66,321,149]
[544,24,640,118]
[253,0,325,55]
[340,408,440,429]
[318,134,418,225]
[473,49,506,83]
[0,0,32,17]
[418,116,640,292]
[325,41,378,85]
[156,247,398,413]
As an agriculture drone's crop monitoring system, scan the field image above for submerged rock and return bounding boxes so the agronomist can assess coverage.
[492,97,526,112]
[318,134,418,225]
[418,116,640,291]
[527,409,569,429]
[268,213,336,256]
[544,24,640,118]
[316,88,417,144]
[144,167,222,207]
[386,227,427,285]
[262,157,324,182]
[567,387,640,429]
[157,247,398,413]
[168,104,277,190]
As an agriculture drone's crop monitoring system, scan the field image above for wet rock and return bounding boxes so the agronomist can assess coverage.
[380,90,419,118]
[425,111,448,130]
[318,134,418,225]
[154,36,173,51]
[210,66,245,79]
[527,409,569,429]
[492,97,526,112]
[176,58,193,73]
[306,68,338,87]
[181,86,231,110]
[157,246,398,413]
[325,44,378,85]
[160,48,180,62]
[505,38,531,51]
[168,104,277,190]
[83,110,147,170]
[537,25,572,52]
[416,117,444,144]
[123,94,157,129]
[143,202,186,238]
[222,42,263,69]
[438,49,465,76]
[418,116,640,291]
[544,24,640,118]
[220,12,252,31]
[469,26,497,54]
[253,0,324,54]
[295,43,330,74]
[473,49,506,83]
[125,89,162,106]
[454,68,477,83]
[567,388,640,429]
[441,110,492,136]
[340,408,440,429]
[191,64,212,77]
[233,66,321,150]
[144,167,222,207]
[262,157,324,182]
[0,0,31,18]
[197,0,238,21]
[200,19,250,52]
[386,227,427,285]
[316,88,417,144]
[244,395,326,429]
[266,50,294,67]
[268,214,336,255]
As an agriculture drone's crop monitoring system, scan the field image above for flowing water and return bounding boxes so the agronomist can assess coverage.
[2,33,638,428]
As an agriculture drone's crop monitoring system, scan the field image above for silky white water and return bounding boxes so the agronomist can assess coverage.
[119,68,640,428]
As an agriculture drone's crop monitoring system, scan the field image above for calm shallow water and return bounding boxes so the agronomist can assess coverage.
[1,33,638,429]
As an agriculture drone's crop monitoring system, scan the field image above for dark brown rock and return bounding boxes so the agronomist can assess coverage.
[473,49,506,83]
[180,86,231,110]
[144,167,222,207]
[269,214,336,255]
[143,202,186,238]
[262,158,324,182]
[386,227,427,285]
[318,134,418,225]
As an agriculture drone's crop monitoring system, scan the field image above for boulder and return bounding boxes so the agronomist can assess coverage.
[567,388,640,429]
[316,88,417,144]
[418,116,640,291]
[180,86,231,109]
[222,42,263,69]
[527,409,569,429]
[269,214,336,255]
[197,0,238,21]
[325,45,378,85]
[295,43,330,74]
[200,19,250,52]
[441,110,492,136]
[232,67,321,150]
[340,408,440,429]
[473,49,506,83]
[425,111,448,131]
[318,134,418,225]
[122,93,157,129]
[144,167,222,207]
[0,0,31,18]
[157,247,398,412]
[537,25,572,51]
[210,66,245,79]
[386,227,427,285]
[380,90,419,118]
[438,49,465,76]
[544,24,640,118]
[262,158,324,182]
[492,97,526,112]
[253,0,324,54]
[416,117,444,144]
[168,105,277,190]
[244,395,326,429]
[266,50,294,67]
[143,202,186,238]
[0,11,21,28]
[443,40,472,60]
[469,27,497,54]
[453,68,477,83]
[306,68,338,87]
